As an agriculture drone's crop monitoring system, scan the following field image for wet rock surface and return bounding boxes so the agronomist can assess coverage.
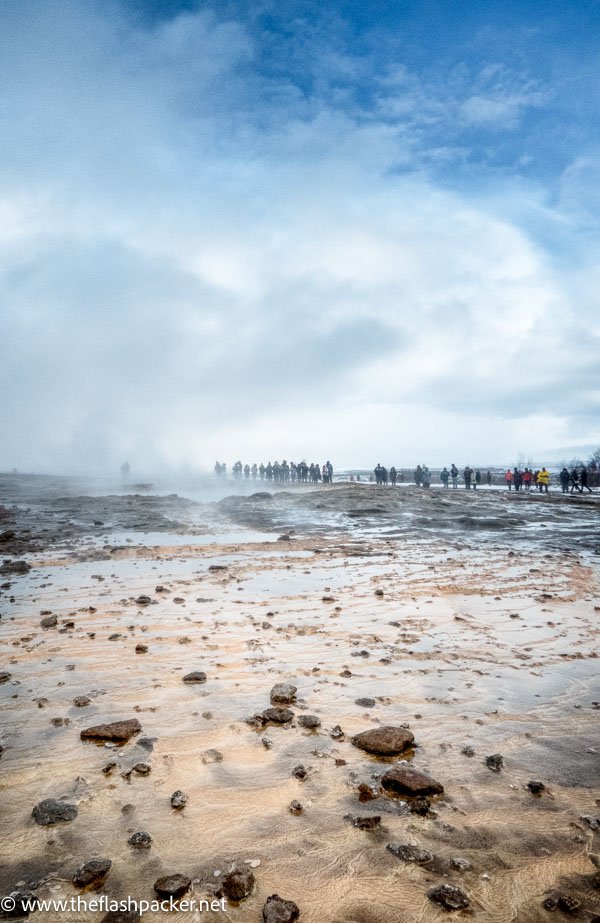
[380,765,444,797]
[72,857,112,888]
[31,799,78,826]
[153,874,191,899]
[351,726,415,755]
[80,719,142,742]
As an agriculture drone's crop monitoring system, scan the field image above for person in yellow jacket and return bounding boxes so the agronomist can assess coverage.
[537,467,551,493]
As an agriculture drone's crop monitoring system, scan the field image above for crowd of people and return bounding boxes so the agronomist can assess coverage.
[214,460,334,484]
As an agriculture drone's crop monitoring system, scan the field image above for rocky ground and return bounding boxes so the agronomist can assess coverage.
[0,476,599,921]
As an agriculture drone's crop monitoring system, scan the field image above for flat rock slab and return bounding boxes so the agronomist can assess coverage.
[387,843,434,863]
[32,799,78,826]
[72,858,112,888]
[81,719,142,742]
[263,894,300,923]
[381,765,444,797]
[270,683,297,705]
[183,672,207,684]
[297,714,321,729]
[262,707,294,724]
[154,874,191,899]
[352,726,415,756]
[428,883,470,911]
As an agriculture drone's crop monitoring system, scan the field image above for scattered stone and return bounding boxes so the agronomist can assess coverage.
[40,614,57,628]
[330,725,344,739]
[0,672,12,685]
[72,858,112,888]
[543,893,582,914]
[102,761,117,775]
[101,911,141,923]
[262,707,294,724]
[340,669,352,677]
[292,764,307,780]
[0,560,30,575]
[450,857,471,871]
[202,749,224,764]
[153,875,191,899]
[461,746,476,757]
[358,783,379,802]
[136,737,156,752]
[270,683,297,705]
[297,714,321,729]
[182,671,206,684]
[428,883,470,911]
[289,800,303,815]
[381,765,444,797]
[580,815,600,830]
[220,864,255,902]
[352,726,415,756]
[344,814,381,830]
[131,762,151,775]
[355,697,376,708]
[32,799,78,826]
[527,780,546,795]
[485,754,504,772]
[135,596,152,606]
[262,894,300,923]
[171,790,188,809]
[387,843,434,863]
[374,588,384,597]
[81,719,141,742]
[128,831,152,849]
[135,644,148,653]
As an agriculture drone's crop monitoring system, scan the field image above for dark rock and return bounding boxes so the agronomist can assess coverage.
[355,697,376,708]
[387,843,434,863]
[101,912,141,923]
[330,725,344,739]
[128,831,152,849]
[461,746,476,757]
[485,753,504,772]
[135,644,148,653]
[72,858,112,888]
[557,894,582,913]
[40,614,58,628]
[0,891,36,919]
[352,726,415,756]
[171,790,188,809]
[73,695,91,708]
[81,719,141,742]
[428,883,470,910]
[0,560,30,575]
[135,596,152,606]
[182,672,207,684]
[136,737,156,752]
[298,714,320,729]
[289,800,303,815]
[131,762,151,775]
[527,780,546,795]
[358,783,378,802]
[154,875,191,899]
[220,864,255,902]
[381,765,444,797]
[450,857,471,871]
[32,798,78,826]
[292,764,307,780]
[0,672,12,685]
[374,588,384,597]
[262,707,294,724]
[262,894,300,923]
[344,814,381,830]
[409,797,435,816]
[270,683,297,705]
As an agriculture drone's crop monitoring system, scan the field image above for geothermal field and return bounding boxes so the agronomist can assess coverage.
[0,475,599,922]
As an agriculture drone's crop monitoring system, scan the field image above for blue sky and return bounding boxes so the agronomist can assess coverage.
[1,0,599,470]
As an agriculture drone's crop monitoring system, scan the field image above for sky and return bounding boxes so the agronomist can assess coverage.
[1,0,599,473]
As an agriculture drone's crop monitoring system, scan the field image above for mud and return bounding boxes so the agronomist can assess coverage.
[0,476,599,921]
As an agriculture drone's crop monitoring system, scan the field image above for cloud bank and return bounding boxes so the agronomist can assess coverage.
[1,0,599,472]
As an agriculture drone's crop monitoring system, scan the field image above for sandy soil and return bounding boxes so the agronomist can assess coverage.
[1,478,599,921]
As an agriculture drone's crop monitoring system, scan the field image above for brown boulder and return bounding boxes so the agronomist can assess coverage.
[381,765,443,797]
[352,726,414,756]
[80,719,141,742]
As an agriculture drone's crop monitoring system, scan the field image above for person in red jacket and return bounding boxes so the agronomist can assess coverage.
[504,469,513,490]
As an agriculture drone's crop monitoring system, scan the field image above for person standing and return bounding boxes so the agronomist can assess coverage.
[475,470,481,489]
[504,469,513,490]
[486,470,492,487]
[450,464,459,488]
[463,466,472,489]
[559,467,570,493]
[537,467,550,493]
[580,466,593,493]
[441,466,449,488]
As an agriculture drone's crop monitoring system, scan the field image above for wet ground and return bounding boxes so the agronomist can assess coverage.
[1,476,599,921]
